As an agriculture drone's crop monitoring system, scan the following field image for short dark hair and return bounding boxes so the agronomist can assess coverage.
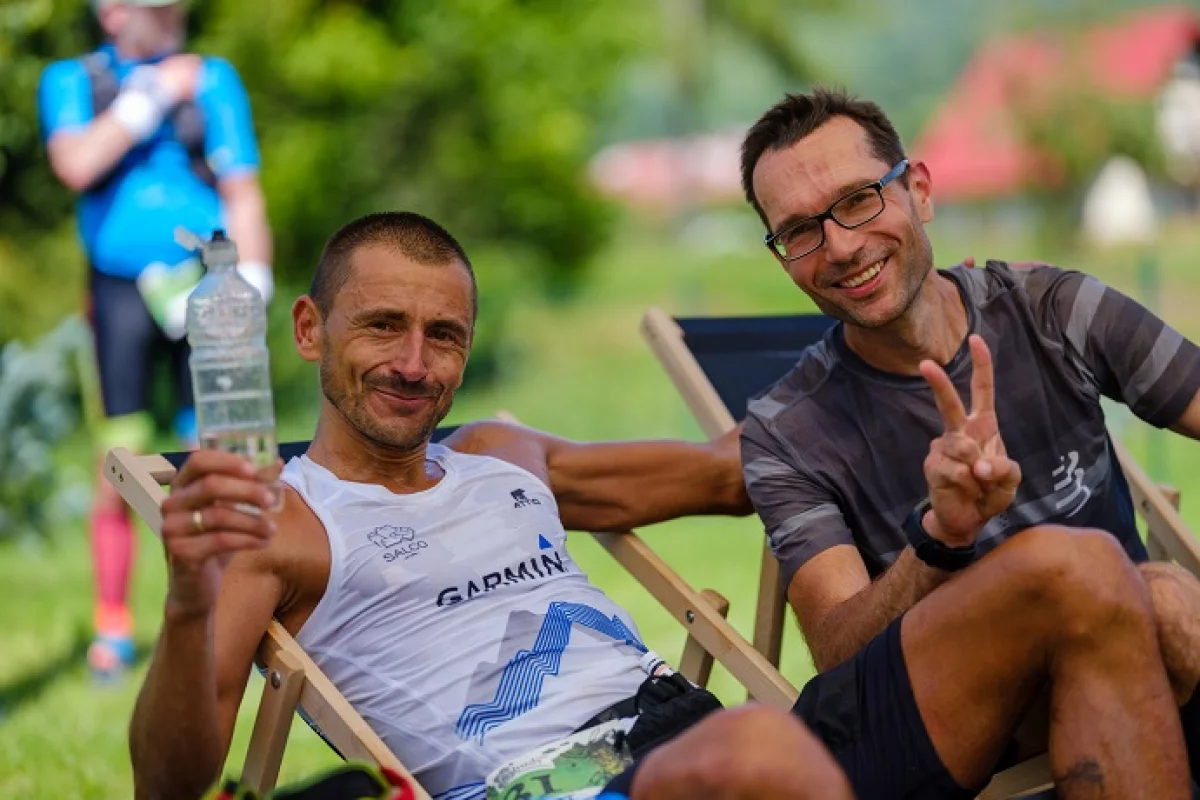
[309,211,478,320]
[740,87,907,227]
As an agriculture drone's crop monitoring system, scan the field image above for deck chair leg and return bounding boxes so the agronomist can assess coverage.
[977,753,1052,799]
[242,648,305,795]
[752,541,786,671]
[1147,484,1181,562]
[678,589,730,687]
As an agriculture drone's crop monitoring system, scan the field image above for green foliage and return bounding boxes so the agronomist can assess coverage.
[0,0,649,393]
[1012,63,1166,250]
[188,0,649,392]
[0,0,97,239]
[0,315,90,542]
[0,1,98,346]
[197,0,640,289]
[1018,87,1165,189]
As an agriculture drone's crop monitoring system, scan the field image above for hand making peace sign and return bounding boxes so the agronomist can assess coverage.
[918,334,1022,548]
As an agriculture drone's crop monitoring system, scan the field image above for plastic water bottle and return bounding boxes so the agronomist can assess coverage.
[180,228,280,501]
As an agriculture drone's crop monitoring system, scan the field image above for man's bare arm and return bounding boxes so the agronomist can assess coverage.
[1169,389,1200,441]
[130,451,282,800]
[789,545,950,671]
[46,119,137,192]
[220,172,272,264]
[447,421,750,532]
[47,56,199,192]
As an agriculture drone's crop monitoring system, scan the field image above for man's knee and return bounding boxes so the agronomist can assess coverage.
[1139,561,1200,702]
[988,525,1153,636]
[630,706,852,800]
[1140,561,1200,611]
[1141,561,1198,615]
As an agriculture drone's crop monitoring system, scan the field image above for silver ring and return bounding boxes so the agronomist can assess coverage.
[192,509,204,533]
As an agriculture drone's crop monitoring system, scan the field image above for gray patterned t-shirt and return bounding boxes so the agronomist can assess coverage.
[742,260,1200,588]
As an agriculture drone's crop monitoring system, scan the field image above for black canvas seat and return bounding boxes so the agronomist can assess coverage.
[673,314,836,420]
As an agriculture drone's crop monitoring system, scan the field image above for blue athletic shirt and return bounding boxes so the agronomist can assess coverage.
[38,44,260,279]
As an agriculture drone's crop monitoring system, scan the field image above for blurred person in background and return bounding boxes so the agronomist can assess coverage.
[38,0,273,680]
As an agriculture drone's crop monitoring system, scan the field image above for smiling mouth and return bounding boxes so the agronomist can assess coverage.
[373,387,434,404]
[835,258,886,290]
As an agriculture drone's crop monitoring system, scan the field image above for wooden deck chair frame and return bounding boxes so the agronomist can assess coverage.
[641,306,1200,799]
[104,418,799,797]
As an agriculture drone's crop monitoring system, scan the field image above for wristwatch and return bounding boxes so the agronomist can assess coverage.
[903,497,977,572]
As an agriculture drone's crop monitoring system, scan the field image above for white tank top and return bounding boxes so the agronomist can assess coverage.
[283,445,647,800]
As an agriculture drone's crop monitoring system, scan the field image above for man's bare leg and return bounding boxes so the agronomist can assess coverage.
[902,525,1188,799]
[944,560,1200,781]
[1142,560,1200,779]
[88,456,136,677]
[1141,562,1200,704]
[630,706,854,800]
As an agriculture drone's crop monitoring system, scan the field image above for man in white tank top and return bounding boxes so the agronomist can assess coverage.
[128,211,852,800]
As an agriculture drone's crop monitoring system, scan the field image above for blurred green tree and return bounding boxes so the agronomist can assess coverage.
[0,0,649,389]
[0,316,92,542]
[0,1,101,347]
[0,0,651,537]
[0,0,839,401]
[1009,46,1166,250]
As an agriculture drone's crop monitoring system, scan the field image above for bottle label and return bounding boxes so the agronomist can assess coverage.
[136,258,204,341]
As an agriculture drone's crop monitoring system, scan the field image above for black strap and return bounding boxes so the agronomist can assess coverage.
[81,51,217,190]
[624,683,722,758]
[83,52,120,112]
[574,672,698,733]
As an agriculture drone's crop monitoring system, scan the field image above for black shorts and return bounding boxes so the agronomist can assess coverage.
[793,616,974,800]
[89,269,193,418]
[605,618,973,799]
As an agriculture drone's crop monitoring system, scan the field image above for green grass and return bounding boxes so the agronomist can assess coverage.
[5,211,1200,797]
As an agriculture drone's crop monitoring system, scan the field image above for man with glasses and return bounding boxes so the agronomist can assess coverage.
[736,87,1200,798]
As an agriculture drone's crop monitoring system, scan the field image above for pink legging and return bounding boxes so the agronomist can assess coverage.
[91,468,134,636]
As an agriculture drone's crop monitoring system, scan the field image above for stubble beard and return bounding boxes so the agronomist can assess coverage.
[822,227,935,332]
[318,348,449,452]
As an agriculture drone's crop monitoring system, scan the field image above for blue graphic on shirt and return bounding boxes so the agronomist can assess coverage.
[455,602,645,743]
[433,782,486,800]
[538,534,553,550]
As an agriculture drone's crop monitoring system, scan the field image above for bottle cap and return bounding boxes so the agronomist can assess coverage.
[175,226,239,270]
[639,650,676,678]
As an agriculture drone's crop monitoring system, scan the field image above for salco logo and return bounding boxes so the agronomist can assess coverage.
[367,524,428,563]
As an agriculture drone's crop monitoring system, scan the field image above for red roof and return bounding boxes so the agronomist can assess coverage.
[914,5,1200,201]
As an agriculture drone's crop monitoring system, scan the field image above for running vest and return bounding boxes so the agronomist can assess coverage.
[82,50,217,189]
[282,445,648,800]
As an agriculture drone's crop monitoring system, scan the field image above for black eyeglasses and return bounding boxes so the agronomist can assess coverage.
[764,160,909,261]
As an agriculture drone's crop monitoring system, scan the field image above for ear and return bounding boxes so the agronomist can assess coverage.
[293,295,323,363]
[907,160,935,224]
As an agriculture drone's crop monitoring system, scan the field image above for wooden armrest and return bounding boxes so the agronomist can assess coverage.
[592,531,798,708]
[679,589,730,687]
